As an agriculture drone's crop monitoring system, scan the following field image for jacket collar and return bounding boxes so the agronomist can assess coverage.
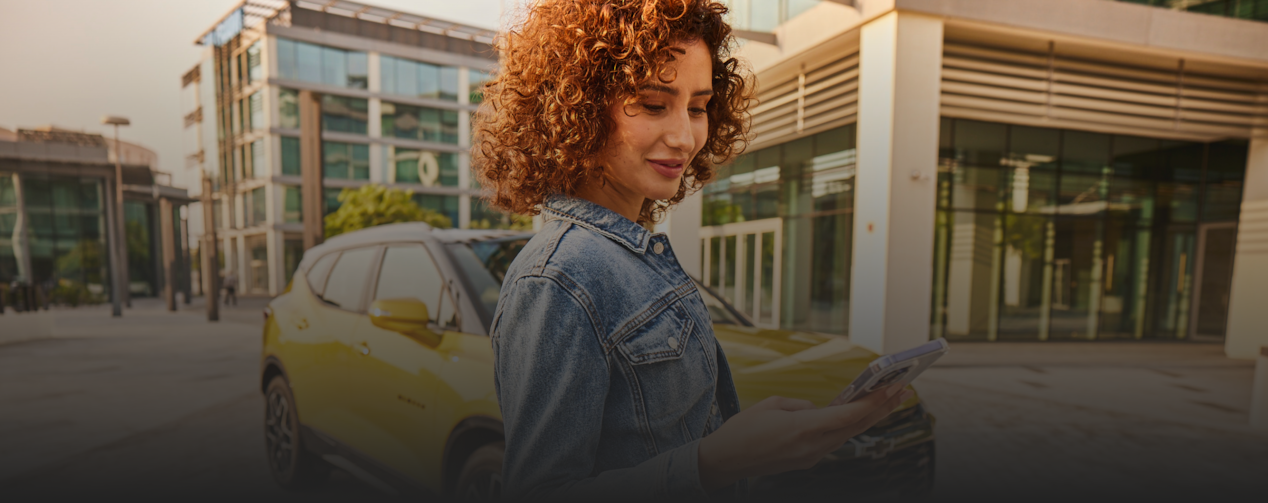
[542,195,652,254]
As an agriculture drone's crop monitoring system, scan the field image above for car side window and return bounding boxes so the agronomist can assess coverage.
[321,246,379,312]
[374,244,444,321]
[306,252,339,297]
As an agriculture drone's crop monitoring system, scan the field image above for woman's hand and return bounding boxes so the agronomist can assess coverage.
[696,385,913,490]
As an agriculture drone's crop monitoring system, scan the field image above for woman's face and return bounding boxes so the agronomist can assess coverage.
[595,39,713,206]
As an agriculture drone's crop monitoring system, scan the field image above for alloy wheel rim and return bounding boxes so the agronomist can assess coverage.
[265,388,296,475]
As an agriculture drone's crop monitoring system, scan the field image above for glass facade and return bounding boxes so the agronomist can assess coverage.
[124,200,156,297]
[283,186,302,223]
[389,146,457,187]
[702,124,857,334]
[279,88,299,129]
[931,118,1248,342]
[381,102,459,144]
[412,193,459,227]
[321,95,368,135]
[0,176,18,284]
[280,136,300,176]
[469,69,491,104]
[322,142,370,180]
[276,39,368,89]
[247,187,267,227]
[1117,0,1268,21]
[381,56,459,100]
[725,0,821,32]
[20,176,109,296]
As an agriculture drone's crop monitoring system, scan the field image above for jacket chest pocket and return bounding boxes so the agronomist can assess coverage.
[616,302,696,365]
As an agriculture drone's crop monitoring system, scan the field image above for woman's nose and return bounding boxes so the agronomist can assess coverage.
[663,109,695,153]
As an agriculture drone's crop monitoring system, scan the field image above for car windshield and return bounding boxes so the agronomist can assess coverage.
[445,236,531,331]
[446,235,752,331]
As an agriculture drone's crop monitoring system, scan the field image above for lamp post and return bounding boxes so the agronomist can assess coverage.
[101,115,130,316]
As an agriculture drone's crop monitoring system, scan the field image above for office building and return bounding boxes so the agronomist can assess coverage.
[664,0,1268,358]
[0,126,192,305]
[182,0,505,297]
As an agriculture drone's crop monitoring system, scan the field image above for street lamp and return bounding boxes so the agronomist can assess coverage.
[101,115,130,317]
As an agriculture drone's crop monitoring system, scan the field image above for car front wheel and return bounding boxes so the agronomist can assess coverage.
[453,442,504,501]
[264,375,328,489]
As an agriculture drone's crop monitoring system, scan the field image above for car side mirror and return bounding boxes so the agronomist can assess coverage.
[369,298,442,347]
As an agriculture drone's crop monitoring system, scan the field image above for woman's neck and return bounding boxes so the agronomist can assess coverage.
[573,176,644,223]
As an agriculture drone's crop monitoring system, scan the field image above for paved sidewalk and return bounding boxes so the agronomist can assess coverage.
[919,341,1268,501]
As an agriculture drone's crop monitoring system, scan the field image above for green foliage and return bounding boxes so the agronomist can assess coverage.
[55,240,106,284]
[324,184,451,238]
[470,212,534,231]
[49,278,105,307]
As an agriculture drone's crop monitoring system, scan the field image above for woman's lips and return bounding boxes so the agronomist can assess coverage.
[647,159,685,178]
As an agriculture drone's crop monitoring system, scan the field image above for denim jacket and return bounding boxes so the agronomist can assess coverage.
[490,195,743,501]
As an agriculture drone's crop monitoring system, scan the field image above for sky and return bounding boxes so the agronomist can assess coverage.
[0,0,510,190]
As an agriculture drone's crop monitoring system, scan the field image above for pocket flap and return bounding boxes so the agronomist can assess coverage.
[616,303,695,365]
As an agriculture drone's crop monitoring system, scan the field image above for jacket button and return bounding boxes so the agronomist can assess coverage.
[653,242,665,255]
[667,336,679,349]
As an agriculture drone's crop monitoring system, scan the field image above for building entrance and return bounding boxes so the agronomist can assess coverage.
[700,218,781,329]
[1190,223,1237,340]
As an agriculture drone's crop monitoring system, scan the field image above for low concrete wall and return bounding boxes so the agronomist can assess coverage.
[0,311,54,345]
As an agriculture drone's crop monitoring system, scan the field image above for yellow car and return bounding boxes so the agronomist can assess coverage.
[261,223,935,499]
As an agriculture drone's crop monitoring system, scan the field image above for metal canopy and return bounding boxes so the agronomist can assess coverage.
[196,0,497,46]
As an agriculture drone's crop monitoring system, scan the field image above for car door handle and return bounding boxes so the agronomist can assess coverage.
[358,342,371,356]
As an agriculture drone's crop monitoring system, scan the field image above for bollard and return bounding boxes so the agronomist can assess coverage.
[1253,347,1268,431]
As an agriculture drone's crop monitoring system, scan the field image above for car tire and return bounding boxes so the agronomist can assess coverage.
[453,442,504,501]
[264,375,328,489]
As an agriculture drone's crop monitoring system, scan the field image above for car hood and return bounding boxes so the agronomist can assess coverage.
[712,324,881,409]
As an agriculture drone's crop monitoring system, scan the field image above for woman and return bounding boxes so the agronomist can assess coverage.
[474,1,912,500]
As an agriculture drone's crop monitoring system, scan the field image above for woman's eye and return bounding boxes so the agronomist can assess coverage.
[643,104,667,113]
[689,107,707,117]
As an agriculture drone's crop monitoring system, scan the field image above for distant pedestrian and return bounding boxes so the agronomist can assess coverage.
[223,270,238,306]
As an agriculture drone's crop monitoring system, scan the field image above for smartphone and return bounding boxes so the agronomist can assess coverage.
[829,338,950,406]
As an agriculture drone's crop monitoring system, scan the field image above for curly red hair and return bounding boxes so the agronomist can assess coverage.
[472,0,751,223]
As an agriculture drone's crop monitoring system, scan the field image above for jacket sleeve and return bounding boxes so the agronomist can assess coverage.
[491,275,709,501]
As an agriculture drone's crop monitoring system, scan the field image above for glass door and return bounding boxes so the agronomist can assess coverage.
[1189,223,1237,340]
[700,218,782,328]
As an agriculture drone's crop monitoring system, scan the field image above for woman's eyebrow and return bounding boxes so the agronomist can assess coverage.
[638,83,714,97]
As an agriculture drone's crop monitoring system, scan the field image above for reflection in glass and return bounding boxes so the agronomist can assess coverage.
[998,214,1052,340]
[390,147,457,187]
[381,102,459,144]
[382,56,459,101]
[321,95,369,135]
[322,142,370,180]
[278,88,299,129]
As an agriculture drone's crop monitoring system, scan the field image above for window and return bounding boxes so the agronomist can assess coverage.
[279,88,299,129]
[250,139,264,178]
[281,136,301,176]
[283,186,302,223]
[275,38,368,89]
[247,42,263,83]
[323,142,370,180]
[374,244,456,327]
[306,251,338,296]
[247,187,267,227]
[413,194,458,227]
[321,95,368,134]
[284,238,304,286]
[390,147,457,186]
[325,188,344,215]
[382,102,459,144]
[249,93,264,132]
[469,69,491,104]
[321,247,378,311]
[381,56,459,100]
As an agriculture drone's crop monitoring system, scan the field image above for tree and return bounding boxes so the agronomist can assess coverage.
[324,184,451,238]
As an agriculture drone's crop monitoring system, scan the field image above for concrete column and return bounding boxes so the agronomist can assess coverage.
[10,173,32,284]
[849,11,943,354]
[667,189,703,279]
[458,67,472,229]
[1225,136,1268,359]
[299,90,324,249]
[160,198,177,311]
